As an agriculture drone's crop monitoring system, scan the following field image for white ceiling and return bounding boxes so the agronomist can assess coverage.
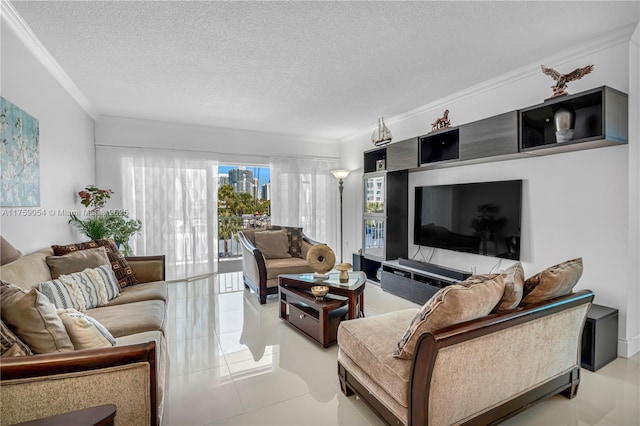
[9,1,640,141]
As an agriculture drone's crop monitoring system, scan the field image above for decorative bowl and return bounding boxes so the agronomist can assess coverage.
[311,285,329,300]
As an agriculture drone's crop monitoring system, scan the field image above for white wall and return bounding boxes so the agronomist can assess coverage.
[96,115,339,162]
[0,17,95,254]
[338,30,639,357]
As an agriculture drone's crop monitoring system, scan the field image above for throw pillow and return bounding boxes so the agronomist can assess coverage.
[94,264,121,301]
[1,319,33,356]
[521,258,583,306]
[393,274,505,359]
[46,247,111,279]
[492,262,525,313]
[0,281,74,354]
[268,225,304,258]
[39,278,86,311]
[255,230,292,259]
[57,308,116,350]
[52,239,137,288]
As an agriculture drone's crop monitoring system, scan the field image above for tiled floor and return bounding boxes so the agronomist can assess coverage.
[164,273,640,426]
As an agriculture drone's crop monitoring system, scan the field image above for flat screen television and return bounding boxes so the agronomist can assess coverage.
[414,180,522,259]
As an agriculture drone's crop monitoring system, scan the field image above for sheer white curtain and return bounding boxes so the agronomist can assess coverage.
[270,156,339,253]
[97,146,218,281]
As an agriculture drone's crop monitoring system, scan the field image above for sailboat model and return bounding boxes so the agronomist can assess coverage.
[371,116,392,147]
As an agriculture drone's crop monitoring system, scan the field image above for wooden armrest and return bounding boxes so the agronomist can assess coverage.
[0,341,157,380]
[125,255,166,283]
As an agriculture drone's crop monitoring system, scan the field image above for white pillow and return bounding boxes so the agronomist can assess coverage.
[57,308,116,349]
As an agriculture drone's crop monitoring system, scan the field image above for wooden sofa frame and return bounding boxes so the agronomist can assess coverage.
[338,290,594,426]
[1,341,158,425]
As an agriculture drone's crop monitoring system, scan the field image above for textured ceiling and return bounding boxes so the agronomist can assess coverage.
[9,1,640,141]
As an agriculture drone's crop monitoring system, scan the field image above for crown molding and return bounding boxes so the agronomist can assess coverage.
[341,24,637,143]
[1,0,99,119]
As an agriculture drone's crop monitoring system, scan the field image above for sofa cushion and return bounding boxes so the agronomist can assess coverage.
[338,309,417,408]
[255,230,292,259]
[58,308,116,349]
[1,319,33,356]
[265,257,314,280]
[521,258,583,306]
[52,239,137,288]
[46,247,111,279]
[89,300,167,338]
[0,281,74,353]
[105,281,168,306]
[393,274,505,359]
[0,248,53,290]
[492,262,525,313]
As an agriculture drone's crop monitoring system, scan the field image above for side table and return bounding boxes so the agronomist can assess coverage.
[581,304,619,372]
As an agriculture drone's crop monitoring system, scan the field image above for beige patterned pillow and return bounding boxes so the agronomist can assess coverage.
[58,308,116,350]
[492,262,525,313]
[46,247,111,279]
[40,267,112,311]
[393,274,505,359]
[0,281,74,354]
[521,258,583,306]
[255,230,292,259]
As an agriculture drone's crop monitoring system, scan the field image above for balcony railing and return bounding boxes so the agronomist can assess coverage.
[218,215,271,259]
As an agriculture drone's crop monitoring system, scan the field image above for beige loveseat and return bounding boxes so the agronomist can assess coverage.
[238,226,322,304]
[338,260,594,425]
[0,246,168,426]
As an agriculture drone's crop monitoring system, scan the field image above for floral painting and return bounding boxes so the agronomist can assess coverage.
[0,97,40,207]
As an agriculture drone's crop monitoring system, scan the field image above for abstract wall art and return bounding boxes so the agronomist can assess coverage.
[0,97,40,207]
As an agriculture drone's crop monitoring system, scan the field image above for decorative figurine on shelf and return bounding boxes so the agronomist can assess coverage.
[541,64,594,98]
[430,109,451,132]
[371,116,393,146]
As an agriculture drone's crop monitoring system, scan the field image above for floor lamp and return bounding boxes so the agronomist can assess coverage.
[330,169,351,264]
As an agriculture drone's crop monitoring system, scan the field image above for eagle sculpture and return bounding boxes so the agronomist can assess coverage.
[541,64,594,97]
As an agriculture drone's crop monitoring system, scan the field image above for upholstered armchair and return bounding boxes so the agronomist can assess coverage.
[237,226,321,304]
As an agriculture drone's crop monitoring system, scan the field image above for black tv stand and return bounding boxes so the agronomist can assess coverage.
[381,259,471,305]
[398,257,472,281]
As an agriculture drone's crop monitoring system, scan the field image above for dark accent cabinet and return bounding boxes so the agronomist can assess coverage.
[581,304,619,371]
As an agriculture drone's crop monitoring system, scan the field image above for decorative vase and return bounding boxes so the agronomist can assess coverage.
[554,108,575,142]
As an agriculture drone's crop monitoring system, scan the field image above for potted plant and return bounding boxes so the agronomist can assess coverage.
[69,185,142,256]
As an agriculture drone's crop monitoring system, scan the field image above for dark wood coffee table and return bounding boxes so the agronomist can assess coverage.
[278,272,366,347]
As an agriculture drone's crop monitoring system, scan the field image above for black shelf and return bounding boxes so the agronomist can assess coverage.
[353,253,382,283]
[364,147,387,173]
[520,86,627,154]
[419,128,460,165]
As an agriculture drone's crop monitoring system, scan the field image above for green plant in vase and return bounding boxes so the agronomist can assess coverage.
[69,185,142,256]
